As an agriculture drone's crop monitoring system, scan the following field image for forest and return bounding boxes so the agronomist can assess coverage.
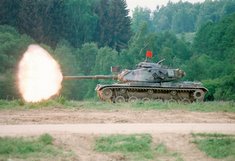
[0,0,235,101]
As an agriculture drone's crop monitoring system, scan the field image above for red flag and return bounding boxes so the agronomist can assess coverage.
[146,50,153,58]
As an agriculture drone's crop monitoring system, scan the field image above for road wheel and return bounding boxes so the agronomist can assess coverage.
[181,98,191,104]
[101,88,112,100]
[155,99,163,103]
[115,96,125,103]
[120,88,126,94]
[168,98,178,103]
[148,89,154,95]
[142,97,150,102]
[170,90,177,96]
[193,89,205,101]
[128,96,138,103]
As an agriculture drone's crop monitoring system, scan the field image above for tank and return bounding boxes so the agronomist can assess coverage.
[64,58,208,103]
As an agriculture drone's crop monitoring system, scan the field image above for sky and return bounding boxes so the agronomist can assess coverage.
[126,0,205,13]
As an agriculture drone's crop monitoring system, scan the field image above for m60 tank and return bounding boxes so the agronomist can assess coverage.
[64,56,207,103]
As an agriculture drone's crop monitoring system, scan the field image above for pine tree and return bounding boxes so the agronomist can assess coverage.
[96,0,131,51]
[62,0,98,48]
[0,0,20,27]
[95,0,110,47]
[17,0,64,47]
[109,0,131,51]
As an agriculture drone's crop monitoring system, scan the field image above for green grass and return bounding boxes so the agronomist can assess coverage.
[95,134,153,160]
[95,134,184,161]
[192,133,235,159]
[155,143,167,154]
[0,134,73,160]
[95,134,152,152]
[0,98,234,112]
[0,96,67,109]
[154,143,184,161]
[131,101,235,112]
[0,99,23,109]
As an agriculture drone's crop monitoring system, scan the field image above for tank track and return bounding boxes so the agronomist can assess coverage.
[96,84,207,103]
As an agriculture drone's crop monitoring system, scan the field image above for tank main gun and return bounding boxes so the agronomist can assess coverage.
[63,75,118,80]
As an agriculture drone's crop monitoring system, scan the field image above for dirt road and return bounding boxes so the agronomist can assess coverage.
[0,123,235,136]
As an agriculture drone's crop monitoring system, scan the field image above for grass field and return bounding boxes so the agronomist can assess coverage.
[0,98,234,112]
[95,134,183,161]
[0,134,74,160]
[95,133,235,161]
[1,133,234,161]
[192,133,235,160]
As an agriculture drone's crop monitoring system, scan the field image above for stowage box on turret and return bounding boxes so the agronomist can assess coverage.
[64,55,208,103]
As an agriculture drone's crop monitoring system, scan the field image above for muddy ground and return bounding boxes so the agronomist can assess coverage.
[0,108,234,161]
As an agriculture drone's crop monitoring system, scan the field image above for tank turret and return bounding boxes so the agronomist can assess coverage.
[64,51,207,103]
[117,59,185,83]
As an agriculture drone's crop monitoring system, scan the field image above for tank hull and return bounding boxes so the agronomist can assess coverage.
[96,82,208,103]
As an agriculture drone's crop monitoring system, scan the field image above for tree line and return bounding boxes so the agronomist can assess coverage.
[0,0,131,51]
[0,0,234,101]
[132,0,235,33]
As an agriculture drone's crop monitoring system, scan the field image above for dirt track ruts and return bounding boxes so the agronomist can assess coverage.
[0,108,235,124]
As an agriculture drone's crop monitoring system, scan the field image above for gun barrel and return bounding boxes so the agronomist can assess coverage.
[63,75,118,80]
